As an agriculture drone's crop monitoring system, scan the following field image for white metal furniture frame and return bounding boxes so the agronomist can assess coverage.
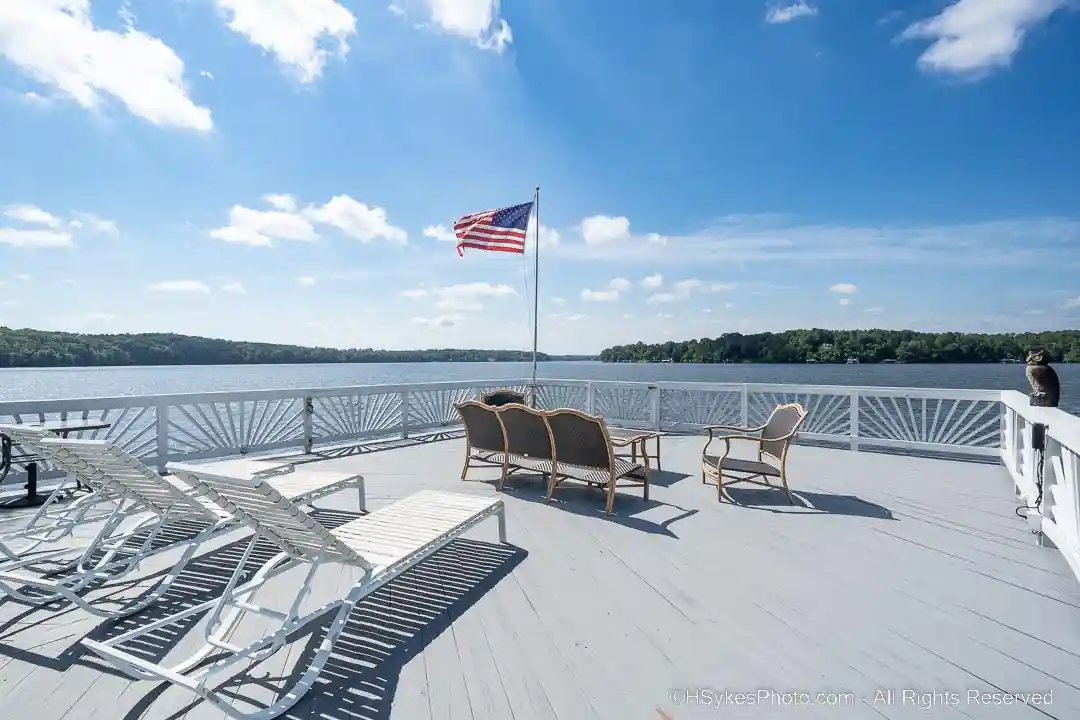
[0,423,127,563]
[83,466,506,720]
[0,437,366,618]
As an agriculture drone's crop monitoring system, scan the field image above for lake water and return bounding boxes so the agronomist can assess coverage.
[0,362,1075,414]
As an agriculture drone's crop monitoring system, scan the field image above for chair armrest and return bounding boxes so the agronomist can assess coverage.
[704,422,766,434]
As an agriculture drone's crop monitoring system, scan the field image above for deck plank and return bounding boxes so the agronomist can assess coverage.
[0,436,1077,719]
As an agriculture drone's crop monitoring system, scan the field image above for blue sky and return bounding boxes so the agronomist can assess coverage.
[1,0,1079,354]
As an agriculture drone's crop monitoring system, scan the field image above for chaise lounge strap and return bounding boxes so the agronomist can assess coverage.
[333,490,503,570]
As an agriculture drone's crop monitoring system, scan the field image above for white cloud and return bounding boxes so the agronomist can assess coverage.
[899,0,1067,77]
[647,277,724,304]
[401,281,515,312]
[1062,297,1080,308]
[304,195,407,244]
[724,302,735,309]
[211,194,405,247]
[413,313,465,328]
[548,312,586,322]
[582,277,631,302]
[766,2,819,24]
[533,223,560,248]
[864,307,884,314]
[0,228,73,248]
[423,224,456,242]
[642,273,663,289]
[838,298,851,306]
[213,0,356,83]
[148,280,210,293]
[829,283,858,294]
[582,289,619,302]
[211,203,317,247]
[297,276,317,287]
[264,193,297,212]
[646,233,667,245]
[200,69,214,80]
[222,281,246,294]
[672,279,702,295]
[70,211,119,234]
[548,215,1080,267]
[15,273,30,281]
[581,215,631,245]
[4,204,60,227]
[420,0,513,52]
[0,1,212,131]
[551,296,566,305]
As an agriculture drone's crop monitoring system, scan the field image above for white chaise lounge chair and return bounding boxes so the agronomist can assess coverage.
[83,464,506,720]
[0,437,365,618]
[0,423,126,563]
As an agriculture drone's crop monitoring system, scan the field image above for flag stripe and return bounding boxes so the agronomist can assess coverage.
[456,241,525,254]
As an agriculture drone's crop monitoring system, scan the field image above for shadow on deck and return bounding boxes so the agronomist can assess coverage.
[0,435,1078,720]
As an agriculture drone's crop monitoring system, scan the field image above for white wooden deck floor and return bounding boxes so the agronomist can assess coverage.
[0,435,1078,720]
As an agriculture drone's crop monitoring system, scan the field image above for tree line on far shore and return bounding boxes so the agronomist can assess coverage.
[599,329,1080,364]
[0,327,558,367]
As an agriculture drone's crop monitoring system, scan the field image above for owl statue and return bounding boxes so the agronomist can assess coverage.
[1026,349,1060,408]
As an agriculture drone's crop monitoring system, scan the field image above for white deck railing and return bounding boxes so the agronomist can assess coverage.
[1,377,1076,582]
[1001,391,1080,583]
[0,378,1003,471]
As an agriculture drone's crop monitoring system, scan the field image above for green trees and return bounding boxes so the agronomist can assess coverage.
[600,329,1080,364]
[0,328,550,367]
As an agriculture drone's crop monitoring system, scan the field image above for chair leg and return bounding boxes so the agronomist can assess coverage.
[460,447,471,481]
[604,474,617,516]
[642,460,650,503]
[779,473,795,504]
[497,459,509,491]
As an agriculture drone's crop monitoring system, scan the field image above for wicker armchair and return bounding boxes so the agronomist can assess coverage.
[701,403,807,503]
[481,389,528,407]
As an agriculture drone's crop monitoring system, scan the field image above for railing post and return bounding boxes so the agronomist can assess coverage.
[155,402,170,474]
[400,389,411,439]
[303,396,314,454]
[740,384,749,427]
[586,382,595,415]
[849,389,860,451]
[652,386,662,432]
[1002,406,1015,470]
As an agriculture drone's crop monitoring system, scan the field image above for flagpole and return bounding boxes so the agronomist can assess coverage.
[530,185,540,406]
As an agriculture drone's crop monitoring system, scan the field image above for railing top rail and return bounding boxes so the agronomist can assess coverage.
[0,377,535,412]
[538,377,1002,397]
[1002,390,1080,444]
[0,377,1013,412]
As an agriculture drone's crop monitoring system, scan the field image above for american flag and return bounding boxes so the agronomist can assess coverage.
[453,201,533,256]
